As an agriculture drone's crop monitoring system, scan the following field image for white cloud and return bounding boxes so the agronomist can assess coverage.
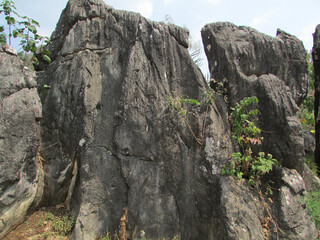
[132,0,154,19]
[298,17,320,51]
[250,10,277,29]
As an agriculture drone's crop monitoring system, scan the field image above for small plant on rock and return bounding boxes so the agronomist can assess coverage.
[46,212,75,236]
[99,232,112,240]
[168,87,215,146]
[221,96,278,187]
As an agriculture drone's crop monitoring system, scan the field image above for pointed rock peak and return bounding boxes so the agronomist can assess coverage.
[50,0,113,56]
[61,0,111,20]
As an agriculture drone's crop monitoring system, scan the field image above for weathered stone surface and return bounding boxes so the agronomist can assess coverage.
[303,130,315,155]
[219,177,265,239]
[0,2,318,239]
[0,45,44,238]
[201,22,307,174]
[303,163,320,191]
[38,0,234,239]
[272,168,318,240]
[202,22,317,239]
[313,24,320,173]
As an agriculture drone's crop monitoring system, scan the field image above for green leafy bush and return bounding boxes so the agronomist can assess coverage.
[0,0,51,63]
[221,96,278,187]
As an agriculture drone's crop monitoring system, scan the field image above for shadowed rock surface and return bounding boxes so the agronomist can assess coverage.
[0,45,43,239]
[313,24,320,173]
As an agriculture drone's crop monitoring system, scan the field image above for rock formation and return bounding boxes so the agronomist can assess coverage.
[0,45,44,238]
[202,22,317,239]
[0,1,319,239]
[313,24,320,174]
[202,22,307,174]
[37,0,234,239]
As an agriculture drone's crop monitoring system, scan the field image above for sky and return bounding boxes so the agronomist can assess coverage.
[5,0,320,75]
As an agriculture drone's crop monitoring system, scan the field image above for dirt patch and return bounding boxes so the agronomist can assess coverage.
[3,205,74,240]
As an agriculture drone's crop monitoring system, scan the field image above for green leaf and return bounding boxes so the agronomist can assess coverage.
[44,38,51,44]
[30,45,37,53]
[43,49,51,56]
[42,54,52,63]
[31,19,39,27]
[16,32,26,39]
[20,20,29,26]
[0,26,4,32]
[236,172,243,179]
[0,33,6,43]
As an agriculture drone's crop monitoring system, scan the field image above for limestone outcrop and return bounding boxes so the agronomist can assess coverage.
[37,0,234,239]
[0,1,319,240]
[0,45,43,239]
[202,22,317,239]
[202,22,307,174]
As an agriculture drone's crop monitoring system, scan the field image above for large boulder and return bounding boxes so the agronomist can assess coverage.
[272,168,317,240]
[313,24,320,173]
[201,22,307,174]
[37,0,235,239]
[201,22,317,239]
[0,45,44,238]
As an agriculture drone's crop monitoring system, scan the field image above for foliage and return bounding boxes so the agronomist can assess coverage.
[168,95,201,117]
[45,212,75,236]
[0,0,51,64]
[99,232,112,240]
[248,152,278,186]
[221,96,278,187]
[221,151,278,187]
[230,96,260,146]
[307,52,315,91]
[299,94,315,132]
[168,87,215,145]
[299,52,315,132]
[305,154,319,176]
[306,188,320,238]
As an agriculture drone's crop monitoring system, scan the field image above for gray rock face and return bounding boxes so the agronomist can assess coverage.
[0,45,43,238]
[1,3,316,239]
[38,0,233,239]
[303,130,315,155]
[313,24,320,173]
[272,168,318,240]
[201,22,307,174]
[202,22,317,239]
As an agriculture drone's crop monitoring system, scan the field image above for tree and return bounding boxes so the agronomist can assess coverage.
[0,0,51,64]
